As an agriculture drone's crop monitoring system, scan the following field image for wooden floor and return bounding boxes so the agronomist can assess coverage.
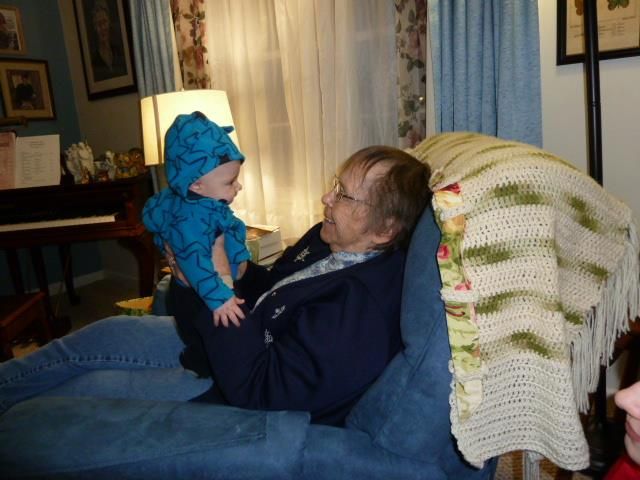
[11,275,138,357]
[496,452,594,480]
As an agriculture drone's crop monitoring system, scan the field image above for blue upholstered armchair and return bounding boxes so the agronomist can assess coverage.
[0,203,495,479]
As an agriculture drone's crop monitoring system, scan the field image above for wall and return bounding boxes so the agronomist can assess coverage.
[538,2,640,220]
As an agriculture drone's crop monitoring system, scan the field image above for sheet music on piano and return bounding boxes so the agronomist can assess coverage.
[0,132,60,190]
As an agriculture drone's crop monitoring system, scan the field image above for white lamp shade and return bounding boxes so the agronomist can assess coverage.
[141,90,239,166]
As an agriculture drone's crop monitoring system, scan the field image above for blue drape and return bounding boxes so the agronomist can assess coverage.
[428,0,542,146]
[129,0,176,97]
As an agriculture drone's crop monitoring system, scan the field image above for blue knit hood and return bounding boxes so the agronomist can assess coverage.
[164,111,245,198]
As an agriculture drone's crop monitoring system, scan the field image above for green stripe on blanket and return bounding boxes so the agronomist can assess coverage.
[475,289,561,315]
[465,239,555,265]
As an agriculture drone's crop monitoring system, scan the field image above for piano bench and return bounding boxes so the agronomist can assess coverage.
[0,292,51,361]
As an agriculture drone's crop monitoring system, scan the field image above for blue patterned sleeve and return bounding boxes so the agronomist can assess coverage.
[142,193,168,253]
[171,212,234,312]
[224,214,251,264]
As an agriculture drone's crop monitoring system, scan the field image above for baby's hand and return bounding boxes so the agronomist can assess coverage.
[213,296,246,327]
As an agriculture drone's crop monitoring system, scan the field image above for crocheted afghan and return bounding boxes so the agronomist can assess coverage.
[409,132,640,470]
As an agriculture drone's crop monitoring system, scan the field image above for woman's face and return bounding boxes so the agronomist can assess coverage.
[320,162,391,253]
[93,9,110,43]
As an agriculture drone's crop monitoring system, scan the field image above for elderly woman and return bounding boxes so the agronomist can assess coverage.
[0,145,431,426]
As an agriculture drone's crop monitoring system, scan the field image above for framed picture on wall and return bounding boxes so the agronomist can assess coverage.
[0,59,55,120]
[557,0,640,65]
[0,5,26,55]
[73,0,137,100]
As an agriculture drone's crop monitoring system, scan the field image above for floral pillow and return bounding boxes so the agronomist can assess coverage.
[433,183,483,420]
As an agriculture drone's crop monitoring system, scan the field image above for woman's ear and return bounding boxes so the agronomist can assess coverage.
[372,218,398,246]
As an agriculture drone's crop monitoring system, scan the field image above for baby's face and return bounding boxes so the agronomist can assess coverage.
[190,161,242,204]
[615,381,640,464]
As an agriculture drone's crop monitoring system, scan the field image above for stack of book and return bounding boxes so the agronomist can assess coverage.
[246,224,283,265]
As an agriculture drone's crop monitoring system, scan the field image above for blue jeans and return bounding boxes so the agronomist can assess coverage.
[0,315,211,415]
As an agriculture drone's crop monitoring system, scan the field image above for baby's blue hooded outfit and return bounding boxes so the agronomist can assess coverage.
[143,112,250,312]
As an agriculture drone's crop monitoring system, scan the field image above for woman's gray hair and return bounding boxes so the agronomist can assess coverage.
[339,145,431,251]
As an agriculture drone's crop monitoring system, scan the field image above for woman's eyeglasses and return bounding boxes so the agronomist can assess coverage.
[331,176,370,205]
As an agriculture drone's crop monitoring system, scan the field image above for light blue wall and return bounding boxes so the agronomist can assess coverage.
[1,0,102,295]
[0,0,80,145]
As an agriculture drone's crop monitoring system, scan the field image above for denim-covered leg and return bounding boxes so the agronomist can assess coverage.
[0,315,210,415]
[42,367,211,402]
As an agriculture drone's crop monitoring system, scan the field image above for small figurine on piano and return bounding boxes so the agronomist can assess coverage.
[93,150,116,181]
[142,112,250,378]
[114,147,146,179]
[64,141,95,184]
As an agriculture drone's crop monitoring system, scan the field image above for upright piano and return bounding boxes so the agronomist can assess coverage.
[0,174,155,336]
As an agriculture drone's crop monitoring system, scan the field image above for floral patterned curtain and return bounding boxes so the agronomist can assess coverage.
[395,0,427,149]
[170,0,210,89]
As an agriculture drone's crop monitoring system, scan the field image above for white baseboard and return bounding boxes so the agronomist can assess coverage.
[42,270,106,296]
[102,269,138,285]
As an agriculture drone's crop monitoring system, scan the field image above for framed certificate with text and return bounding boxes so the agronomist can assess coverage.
[557,0,640,65]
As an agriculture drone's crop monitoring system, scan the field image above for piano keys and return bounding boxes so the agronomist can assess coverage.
[0,174,156,336]
[0,214,117,233]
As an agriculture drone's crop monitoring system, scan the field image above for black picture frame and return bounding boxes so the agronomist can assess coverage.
[73,0,137,100]
[0,58,55,120]
[557,0,640,65]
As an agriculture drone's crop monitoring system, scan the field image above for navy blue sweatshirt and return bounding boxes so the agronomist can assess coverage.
[169,223,404,426]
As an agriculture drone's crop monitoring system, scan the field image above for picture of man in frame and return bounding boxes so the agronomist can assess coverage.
[9,70,43,111]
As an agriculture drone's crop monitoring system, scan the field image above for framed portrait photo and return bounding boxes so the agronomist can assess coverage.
[557,0,640,65]
[73,0,137,100]
[0,59,55,120]
[0,5,26,55]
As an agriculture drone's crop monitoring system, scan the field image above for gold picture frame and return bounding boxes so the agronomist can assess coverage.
[0,59,55,120]
[0,5,26,55]
[557,0,640,65]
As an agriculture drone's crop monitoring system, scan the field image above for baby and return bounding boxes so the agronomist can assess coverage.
[143,111,250,328]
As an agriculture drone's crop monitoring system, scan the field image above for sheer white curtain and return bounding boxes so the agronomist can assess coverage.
[205,0,397,240]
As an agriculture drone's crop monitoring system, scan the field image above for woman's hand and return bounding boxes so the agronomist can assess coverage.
[213,296,246,327]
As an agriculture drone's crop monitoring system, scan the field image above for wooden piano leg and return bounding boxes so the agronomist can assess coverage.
[29,247,71,337]
[119,232,156,297]
[5,248,25,295]
[58,244,81,305]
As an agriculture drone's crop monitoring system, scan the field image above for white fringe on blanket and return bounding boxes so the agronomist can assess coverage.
[571,220,640,412]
